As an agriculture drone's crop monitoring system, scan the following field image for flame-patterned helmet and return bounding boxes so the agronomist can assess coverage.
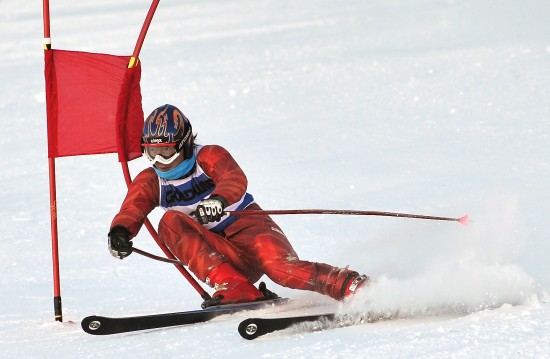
[142,104,194,159]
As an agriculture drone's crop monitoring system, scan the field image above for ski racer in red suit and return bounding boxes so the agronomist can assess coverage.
[108,104,369,307]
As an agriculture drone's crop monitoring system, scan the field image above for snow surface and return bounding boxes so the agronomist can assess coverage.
[1,0,550,357]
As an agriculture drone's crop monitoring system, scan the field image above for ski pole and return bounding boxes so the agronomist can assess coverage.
[225,209,469,225]
[133,247,186,266]
[132,209,468,268]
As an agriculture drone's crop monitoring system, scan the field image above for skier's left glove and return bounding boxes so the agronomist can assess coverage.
[195,196,227,224]
[108,225,133,259]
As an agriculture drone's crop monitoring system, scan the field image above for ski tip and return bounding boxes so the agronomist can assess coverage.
[81,316,104,335]
[458,215,469,226]
[238,318,261,340]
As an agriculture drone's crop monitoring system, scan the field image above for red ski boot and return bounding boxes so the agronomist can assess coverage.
[342,273,370,299]
[202,262,265,308]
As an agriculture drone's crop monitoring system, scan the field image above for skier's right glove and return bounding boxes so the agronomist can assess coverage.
[108,225,133,259]
[195,196,227,225]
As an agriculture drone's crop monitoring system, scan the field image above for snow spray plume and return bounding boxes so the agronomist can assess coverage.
[345,196,537,317]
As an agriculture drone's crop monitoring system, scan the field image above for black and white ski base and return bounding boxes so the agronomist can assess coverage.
[238,312,384,340]
[82,298,289,335]
[238,313,335,340]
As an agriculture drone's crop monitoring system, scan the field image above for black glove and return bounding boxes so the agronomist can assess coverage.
[195,196,227,224]
[108,225,133,259]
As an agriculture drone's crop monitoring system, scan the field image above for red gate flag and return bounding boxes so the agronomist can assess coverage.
[45,49,143,161]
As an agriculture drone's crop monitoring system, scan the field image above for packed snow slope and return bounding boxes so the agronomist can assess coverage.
[1,0,549,357]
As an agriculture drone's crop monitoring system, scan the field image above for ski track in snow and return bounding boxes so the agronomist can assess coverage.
[1,0,550,357]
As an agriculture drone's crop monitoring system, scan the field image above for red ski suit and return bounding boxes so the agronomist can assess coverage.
[111,145,356,300]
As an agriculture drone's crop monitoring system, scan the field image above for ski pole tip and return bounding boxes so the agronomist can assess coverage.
[458,215,469,225]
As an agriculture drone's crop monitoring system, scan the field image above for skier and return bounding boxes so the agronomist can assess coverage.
[108,104,369,307]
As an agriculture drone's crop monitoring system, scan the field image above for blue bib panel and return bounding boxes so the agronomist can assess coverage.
[158,147,254,233]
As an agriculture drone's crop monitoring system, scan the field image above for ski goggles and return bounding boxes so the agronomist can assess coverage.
[142,144,180,165]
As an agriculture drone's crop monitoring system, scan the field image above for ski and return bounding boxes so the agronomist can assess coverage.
[238,312,384,340]
[82,298,289,335]
[238,313,335,340]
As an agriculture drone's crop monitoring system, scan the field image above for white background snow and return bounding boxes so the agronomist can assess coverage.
[1,0,550,357]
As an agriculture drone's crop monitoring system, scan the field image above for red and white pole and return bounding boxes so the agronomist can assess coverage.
[43,0,63,322]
